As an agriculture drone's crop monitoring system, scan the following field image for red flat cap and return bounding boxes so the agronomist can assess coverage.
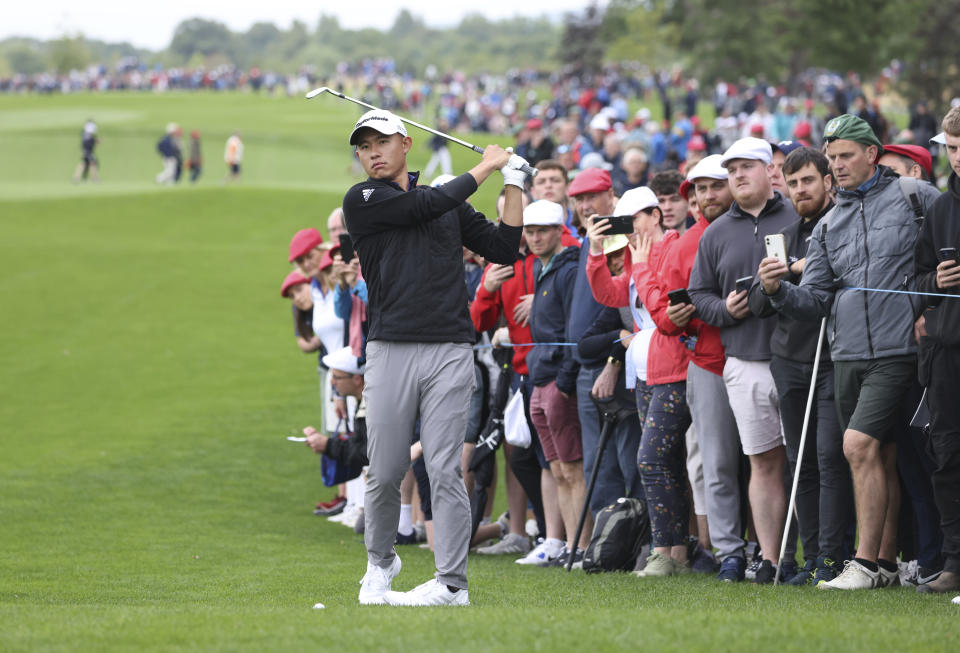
[568,168,612,196]
[281,270,310,298]
[288,228,323,262]
[883,144,933,178]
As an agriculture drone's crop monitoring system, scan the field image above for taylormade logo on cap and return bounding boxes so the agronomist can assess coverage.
[349,109,408,145]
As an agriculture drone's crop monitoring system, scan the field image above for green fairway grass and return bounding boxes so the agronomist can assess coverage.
[1,92,957,652]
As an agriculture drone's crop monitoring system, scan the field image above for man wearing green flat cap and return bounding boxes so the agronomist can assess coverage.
[758,113,940,590]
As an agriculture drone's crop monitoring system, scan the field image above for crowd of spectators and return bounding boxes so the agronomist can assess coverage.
[266,62,960,601]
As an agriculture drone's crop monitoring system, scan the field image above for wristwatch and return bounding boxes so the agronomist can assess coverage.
[607,356,622,367]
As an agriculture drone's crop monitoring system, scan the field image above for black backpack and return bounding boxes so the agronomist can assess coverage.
[582,497,651,573]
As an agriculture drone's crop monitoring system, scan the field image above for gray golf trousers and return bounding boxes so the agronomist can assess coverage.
[686,361,746,561]
[362,340,475,589]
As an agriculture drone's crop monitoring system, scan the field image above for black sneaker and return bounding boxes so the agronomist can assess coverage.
[549,547,584,568]
[813,555,842,586]
[786,558,816,586]
[779,560,799,583]
[716,555,745,582]
[754,559,776,584]
[395,530,418,545]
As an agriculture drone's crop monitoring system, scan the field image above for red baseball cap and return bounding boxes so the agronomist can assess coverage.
[319,242,341,271]
[793,121,811,140]
[288,228,323,262]
[750,123,765,136]
[526,118,543,130]
[688,134,707,151]
[281,270,310,298]
[883,144,933,178]
[568,168,612,196]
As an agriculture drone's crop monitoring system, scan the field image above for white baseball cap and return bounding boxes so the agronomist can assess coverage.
[687,154,729,182]
[322,346,365,375]
[931,132,947,145]
[589,113,611,132]
[349,109,408,145]
[613,186,658,217]
[523,200,565,226]
[579,152,613,171]
[430,174,456,187]
[720,137,773,167]
[602,234,629,256]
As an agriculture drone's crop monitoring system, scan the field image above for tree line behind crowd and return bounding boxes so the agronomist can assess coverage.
[1,0,958,113]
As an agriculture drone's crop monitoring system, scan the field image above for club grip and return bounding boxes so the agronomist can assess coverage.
[520,162,538,177]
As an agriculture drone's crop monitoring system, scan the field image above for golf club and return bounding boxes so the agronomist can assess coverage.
[773,317,827,587]
[306,86,538,177]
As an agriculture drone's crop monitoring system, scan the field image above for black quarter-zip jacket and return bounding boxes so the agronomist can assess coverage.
[343,171,522,344]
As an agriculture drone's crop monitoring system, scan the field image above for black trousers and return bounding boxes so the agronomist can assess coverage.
[924,344,960,573]
[770,355,854,561]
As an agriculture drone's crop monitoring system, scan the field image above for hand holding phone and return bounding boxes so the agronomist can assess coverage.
[668,288,692,305]
[937,247,958,264]
[339,233,355,264]
[593,215,634,235]
[764,234,787,264]
[735,275,753,294]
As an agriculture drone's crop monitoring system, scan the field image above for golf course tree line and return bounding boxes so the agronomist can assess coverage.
[1,0,959,112]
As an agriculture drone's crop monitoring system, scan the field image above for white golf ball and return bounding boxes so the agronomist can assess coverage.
[312,602,325,610]
[952,595,960,605]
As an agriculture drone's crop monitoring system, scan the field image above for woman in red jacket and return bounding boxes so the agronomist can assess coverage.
[585,186,694,578]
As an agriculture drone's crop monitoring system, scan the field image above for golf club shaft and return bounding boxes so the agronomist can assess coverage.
[307,87,537,177]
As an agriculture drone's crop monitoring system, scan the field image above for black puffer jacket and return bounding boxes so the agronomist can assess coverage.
[916,170,960,347]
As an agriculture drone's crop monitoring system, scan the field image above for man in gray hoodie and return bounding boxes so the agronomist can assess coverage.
[689,137,799,583]
[759,114,941,590]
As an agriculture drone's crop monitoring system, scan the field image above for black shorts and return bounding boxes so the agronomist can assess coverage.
[834,354,916,442]
[230,163,240,174]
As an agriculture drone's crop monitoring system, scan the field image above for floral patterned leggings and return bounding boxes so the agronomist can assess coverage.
[637,381,692,548]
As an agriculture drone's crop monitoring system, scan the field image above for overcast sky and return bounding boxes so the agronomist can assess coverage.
[4,1,596,50]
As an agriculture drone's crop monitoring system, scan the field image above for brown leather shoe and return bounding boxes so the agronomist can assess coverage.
[916,571,960,593]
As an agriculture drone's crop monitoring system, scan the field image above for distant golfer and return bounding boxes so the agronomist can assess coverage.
[187,130,203,183]
[155,123,182,185]
[340,109,529,607]
[224,131,243,183]
[72,119,99,183]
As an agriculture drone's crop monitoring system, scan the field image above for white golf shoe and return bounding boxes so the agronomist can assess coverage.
[817,560,879,590]
[357,555,401,605]
[383,578,470,607]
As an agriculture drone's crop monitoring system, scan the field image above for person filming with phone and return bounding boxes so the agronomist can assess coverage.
[749,146,853,586]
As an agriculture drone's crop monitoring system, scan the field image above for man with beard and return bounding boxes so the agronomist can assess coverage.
[750,147,853,585]
[689,138,799,583]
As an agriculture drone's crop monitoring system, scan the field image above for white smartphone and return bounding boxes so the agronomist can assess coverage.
[764,234,787,264]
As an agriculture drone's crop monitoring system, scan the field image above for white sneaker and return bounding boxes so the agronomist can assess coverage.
[340,506,362,530]
[515,539,563,566]
[358,555,402,605]
[328,505,356,524]
[817,560,880,590]
[877,564,900,588]
[476,533,531,555]
[383,579,470,607]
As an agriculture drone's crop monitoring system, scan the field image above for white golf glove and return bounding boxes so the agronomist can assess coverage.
[491,326,511,349]
[502,154,531,188]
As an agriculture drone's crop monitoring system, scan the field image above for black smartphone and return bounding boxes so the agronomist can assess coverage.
[339,233,355,264]
[593,215,634,235]
[735,276,753,293]
[937,247,958,263]
[668,288,692,305]
[499,264,515,279]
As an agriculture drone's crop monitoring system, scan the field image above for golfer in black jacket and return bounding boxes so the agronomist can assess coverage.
[341,109,529,607]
